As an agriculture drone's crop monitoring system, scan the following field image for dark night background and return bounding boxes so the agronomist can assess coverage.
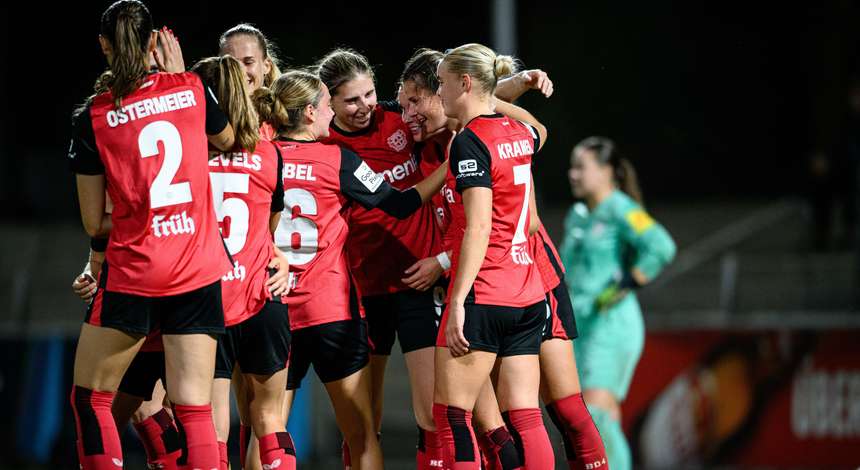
[0,1,858,220]
[0,2,859,468]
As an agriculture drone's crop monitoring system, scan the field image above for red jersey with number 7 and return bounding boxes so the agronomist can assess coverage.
[209,139,285,326]
[73,72,230,296]
[447,114,545,307]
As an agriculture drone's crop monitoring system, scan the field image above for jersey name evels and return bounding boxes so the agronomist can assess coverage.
[209,152,264,171]
[105,89,197,128]
[497,138,534,160]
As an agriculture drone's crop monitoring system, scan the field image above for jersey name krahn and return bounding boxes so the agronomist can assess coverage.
[497,139,534,159]
[209,152,263,171]
[106,90,197,128]
[151,211,196,237]
[379,156,417,183]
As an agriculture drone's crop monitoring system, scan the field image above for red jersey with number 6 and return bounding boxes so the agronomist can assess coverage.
[447,114,544,307]
[209,140,285,326]
[324,102,442,296]
[273,139,417,329]
[77,72,230,296]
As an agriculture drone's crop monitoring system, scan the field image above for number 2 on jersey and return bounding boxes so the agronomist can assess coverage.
[275,188,319,265]
[139,120,192,209]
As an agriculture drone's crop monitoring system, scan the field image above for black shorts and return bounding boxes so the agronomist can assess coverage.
[215,301,291,379]
[287,318,370,390]
[86,263,224,337]
[460,300,545,357]
[118,351,166,401]
[363,281,446,355]
[541,279,578,341]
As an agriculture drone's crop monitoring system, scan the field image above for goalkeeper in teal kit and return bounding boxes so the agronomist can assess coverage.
[559,137,676,470]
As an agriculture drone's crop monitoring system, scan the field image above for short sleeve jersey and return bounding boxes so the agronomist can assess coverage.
[447,114,545,307]
[68,72,231,296]
[273,139,410,329]
[323,101,442,295]
[209,139,285,326]
[414,138,449,230]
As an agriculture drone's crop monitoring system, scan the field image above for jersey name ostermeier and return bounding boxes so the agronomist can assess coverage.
[106,90,197,128]
[497,139,533,159]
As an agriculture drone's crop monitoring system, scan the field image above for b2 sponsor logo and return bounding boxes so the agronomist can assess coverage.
[458,159,478,173]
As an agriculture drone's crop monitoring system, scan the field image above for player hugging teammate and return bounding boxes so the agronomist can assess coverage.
[67,1,678,469]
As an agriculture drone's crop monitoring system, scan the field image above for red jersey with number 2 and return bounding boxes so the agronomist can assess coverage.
[88,72,229,296]
[447,114,545,307]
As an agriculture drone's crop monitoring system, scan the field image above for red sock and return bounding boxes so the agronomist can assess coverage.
[239,424,252,467]
[173,403,219,470]
[478,426,522,470]
[218,441,228,470]
[503,409,554,469]
[259,432,297,470]
[424,428,447,469]
[433,403,479,470]
[547,394,608,470]
[71,386,124,470]
[133,408,181,470]
[341,439,351,469]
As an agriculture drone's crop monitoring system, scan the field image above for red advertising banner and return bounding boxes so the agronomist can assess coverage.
[623,330,859,468]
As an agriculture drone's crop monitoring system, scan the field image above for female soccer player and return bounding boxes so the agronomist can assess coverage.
[253,69,447,470]
[560,136,676,470]
[314,51,446,460]
[68,1,235,468]
[432,43,554,469]
[192,55,293,470]
[401,47,607,470]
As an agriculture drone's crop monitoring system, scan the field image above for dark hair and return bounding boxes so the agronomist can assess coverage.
[100,0,153,108]
[316,48,374,96]
[219,23,282,87]
[399,48,443,94]
[191,56,260,152]
[574,136,643,204]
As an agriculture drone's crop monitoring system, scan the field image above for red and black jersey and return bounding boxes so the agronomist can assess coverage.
[530,223,565,293]
[273,139,423,330]
[323,101,442,296]
[69,72,231,297]
[447,114,545,307]
[414,138,449,231]
[209,139,285,326]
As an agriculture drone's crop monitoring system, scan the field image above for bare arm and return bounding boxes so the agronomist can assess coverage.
[495,70,554,102]
[413,161,449,202]
[493,99,547,151]
[76,174,112,238]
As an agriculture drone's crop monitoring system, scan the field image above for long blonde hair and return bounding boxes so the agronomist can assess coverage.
[252,70,324,137]
[191,56,260,152]
[441,43,517,96]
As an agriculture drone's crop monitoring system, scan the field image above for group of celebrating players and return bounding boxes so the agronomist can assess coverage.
[66,1,677,469]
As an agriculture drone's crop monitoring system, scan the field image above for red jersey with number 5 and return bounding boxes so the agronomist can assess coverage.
[273,139,416,329]
[81,72,230,296]
[324,102,442,296]
[447,114,544,307]
[209,140,284,326]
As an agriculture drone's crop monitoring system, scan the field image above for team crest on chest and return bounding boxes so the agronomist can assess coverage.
[387,129,408,152]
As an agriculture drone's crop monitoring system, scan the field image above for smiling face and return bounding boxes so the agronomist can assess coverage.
[220,34,271,92]
[435,61,466,119]
[329,73,376,132]
[397,80,447,142]
[569,147,613,199]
